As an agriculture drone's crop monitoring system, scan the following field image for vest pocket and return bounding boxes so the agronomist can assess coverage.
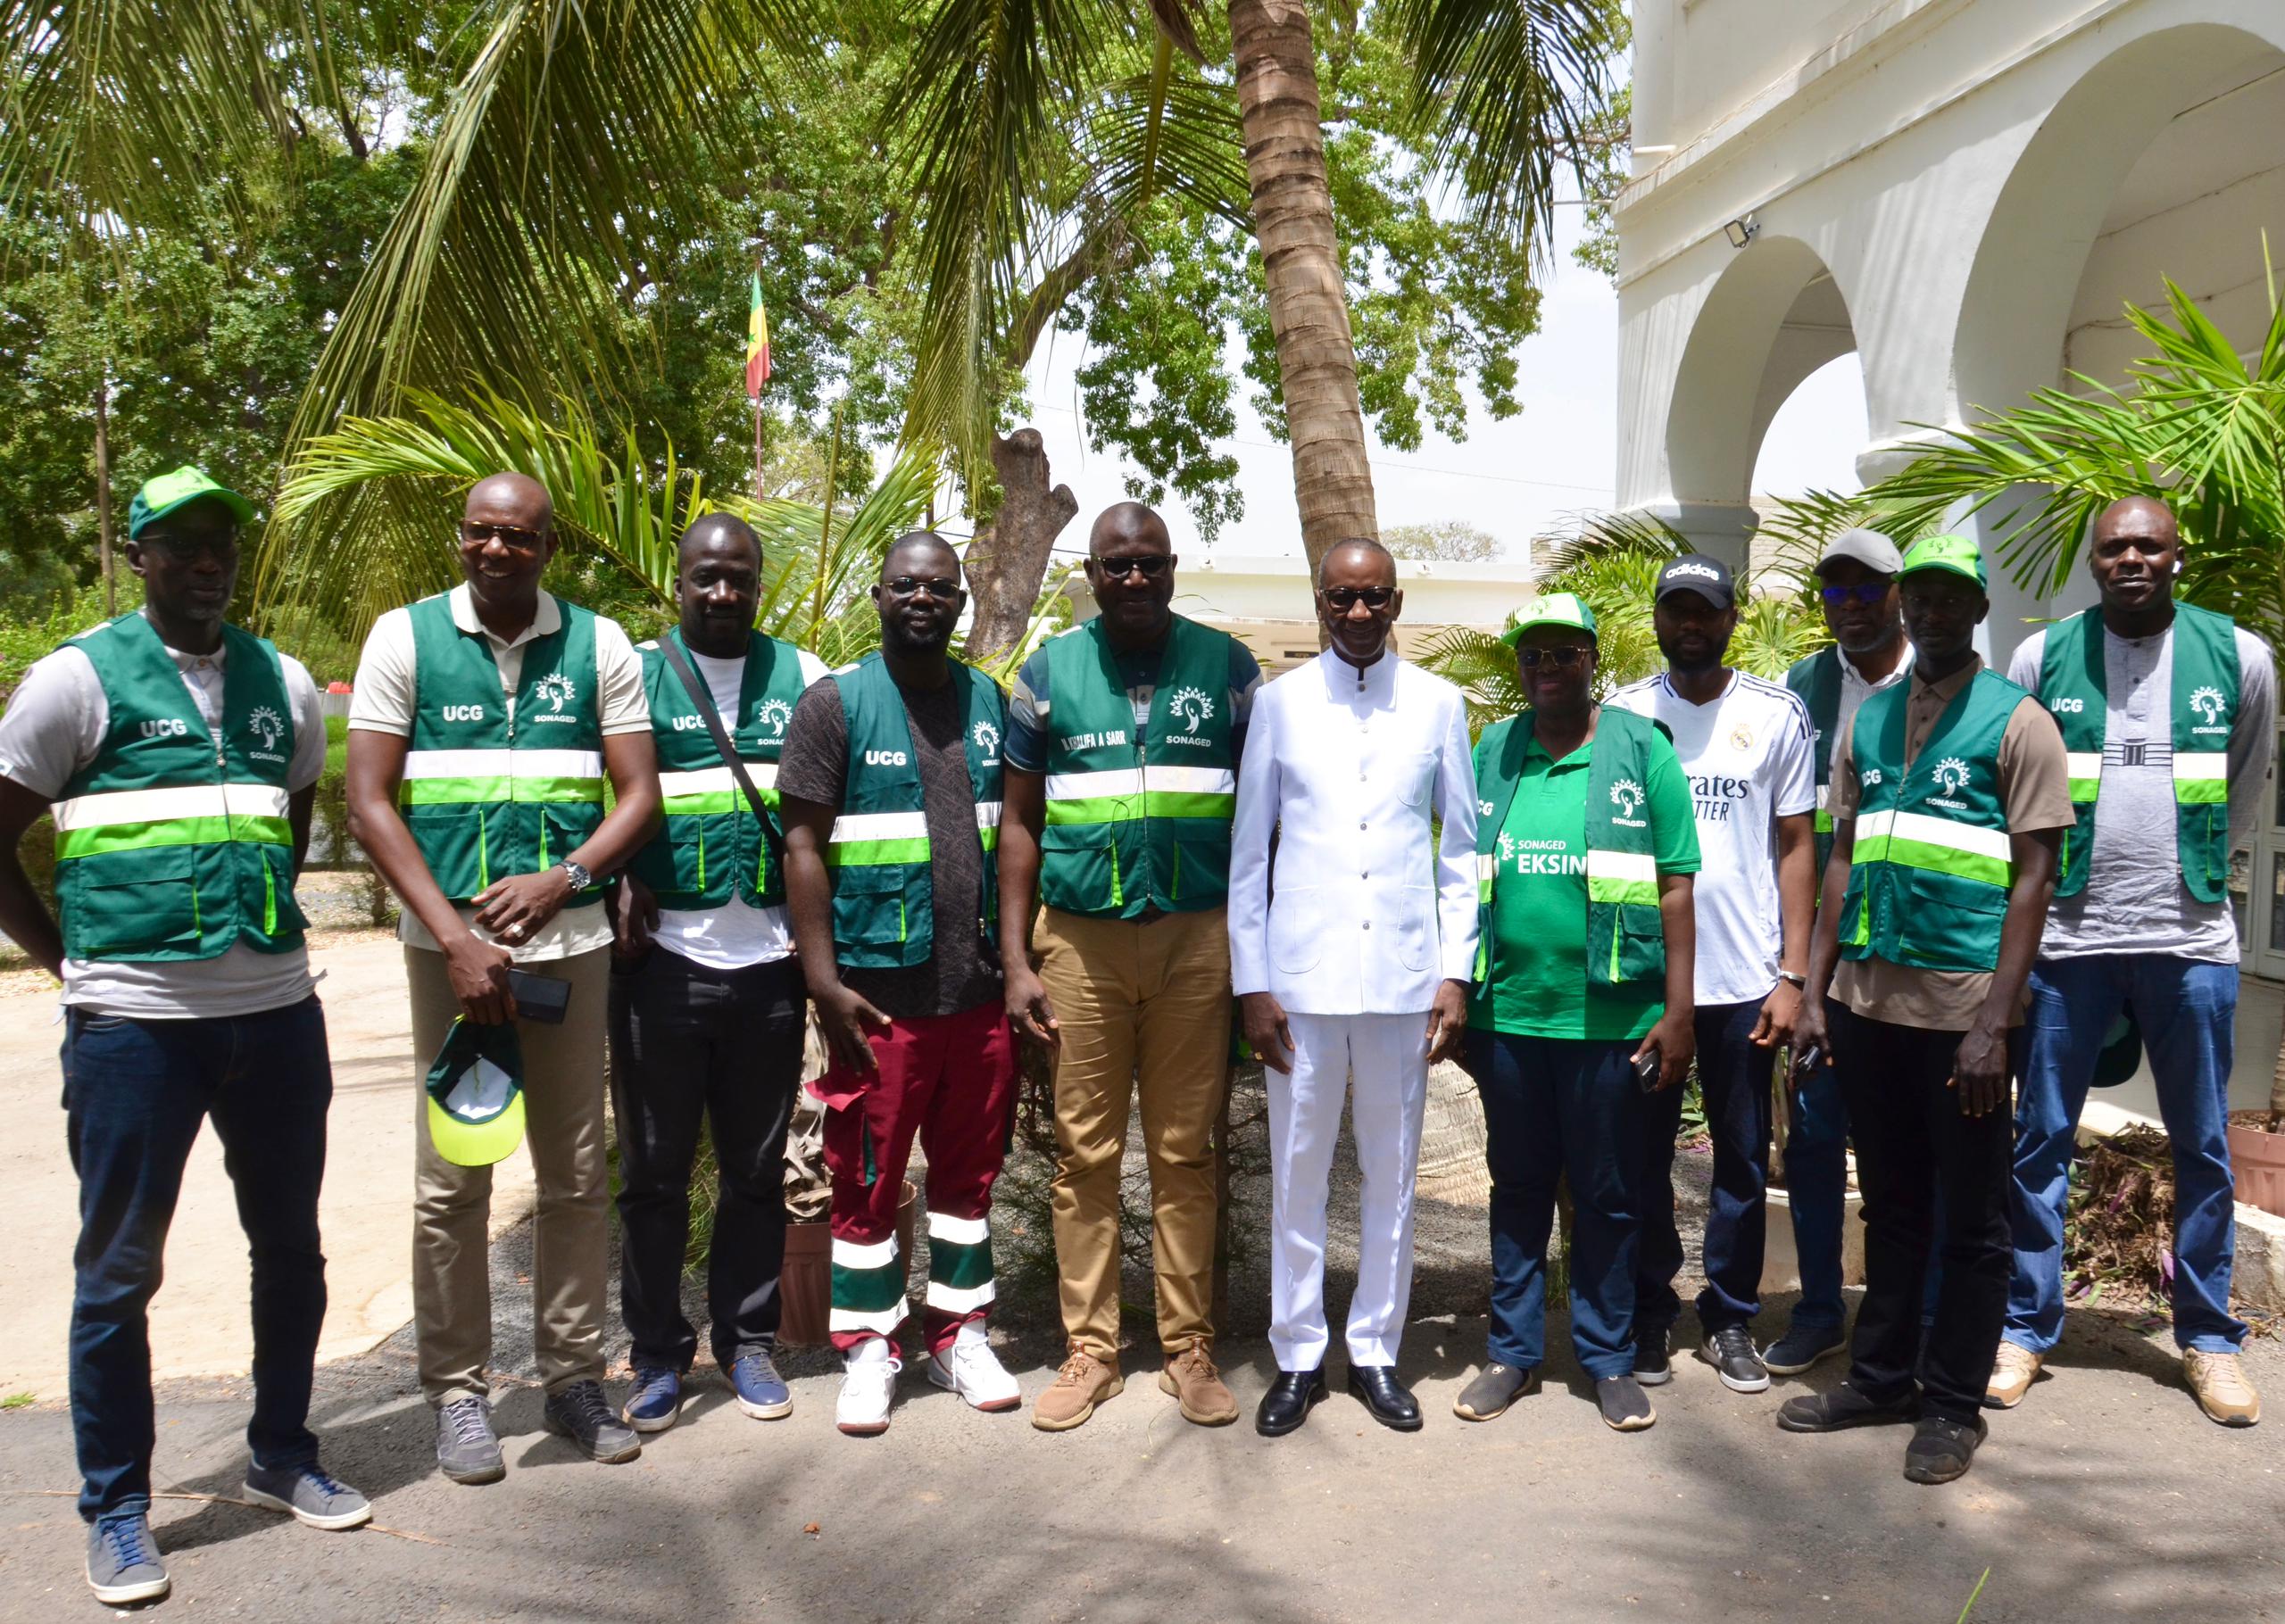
[831,863,913,951]
[1613,901,1666,984]
[1171,830,1230,903]
[1040,824,1120,911]
[1899,866,2007,969]
[63,847,201,957]
[403,803,491,900]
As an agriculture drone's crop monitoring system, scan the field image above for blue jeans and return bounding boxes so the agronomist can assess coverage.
[2007,955,2246,1355]
[1636,999,1772,1336]
[1466,1031,1643,1380]
[1782,1047,1850,1332]
[63,997,333,1522]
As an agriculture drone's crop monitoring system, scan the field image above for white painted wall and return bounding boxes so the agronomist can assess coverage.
[1061,553,1534,633]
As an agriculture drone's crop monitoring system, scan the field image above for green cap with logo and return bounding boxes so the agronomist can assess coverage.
[128,466,256,540]
[424,1016,527,1167]
[1897,533,1987,589]
[1501,591,1600,647]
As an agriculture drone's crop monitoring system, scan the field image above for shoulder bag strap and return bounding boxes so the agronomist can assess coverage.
[656,634,775,826]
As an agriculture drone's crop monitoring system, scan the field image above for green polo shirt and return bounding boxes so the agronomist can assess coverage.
[1469,726,1699,1041]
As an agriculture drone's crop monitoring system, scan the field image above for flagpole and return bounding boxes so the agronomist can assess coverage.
[751,253,766,502]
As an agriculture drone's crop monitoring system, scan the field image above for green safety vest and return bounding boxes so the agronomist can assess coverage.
[397,593,606,907]
[826,653,1005,969]
[1838,667,2025,974]
[2038,603,2237,903]
[1471,705,1666,994]
[627,629,811,911]
[1038,614,1238,917]
[51,613,307,962]
[1785,646,1844,880]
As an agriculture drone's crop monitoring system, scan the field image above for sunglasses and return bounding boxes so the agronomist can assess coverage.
[883,575,962,601]
[1518,645,1591,669]
[1321,585,1396,611]
[139,530,239,563]
[1819,581,1890,608]
[1091,555,1170,580]
[461,520,547,551]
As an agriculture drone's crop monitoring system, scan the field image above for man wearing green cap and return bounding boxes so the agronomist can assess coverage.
[1786,534,2073,1485]
[345,471,661,1483]
[1453,591,1700,1435]
[0,468,368,1604]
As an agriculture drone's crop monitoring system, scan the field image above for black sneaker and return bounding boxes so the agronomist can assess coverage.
[544,1380,643,1464]
[1701,1326,1771,1393]
[1633,1325,1674,1387]
[1903,1414,1987,1484]
[1596,1375,1656,1431]
[1453,1362,1538,1422]
[1776,1383,1920,1433]
[1762,1322,1848,1376]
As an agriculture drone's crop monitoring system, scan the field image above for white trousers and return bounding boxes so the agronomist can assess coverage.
[1267,1010,1430,1371]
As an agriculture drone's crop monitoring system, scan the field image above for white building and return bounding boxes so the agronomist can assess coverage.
[1615,0,2285,1104]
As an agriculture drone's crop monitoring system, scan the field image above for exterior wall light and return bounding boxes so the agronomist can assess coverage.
[1724,215,1759,248]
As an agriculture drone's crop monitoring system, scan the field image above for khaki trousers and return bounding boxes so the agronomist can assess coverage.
[408,944,611,1404]
[1035,905,1231,1359]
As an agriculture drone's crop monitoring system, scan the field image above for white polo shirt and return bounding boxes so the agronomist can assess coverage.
[1609,669,1816,1007]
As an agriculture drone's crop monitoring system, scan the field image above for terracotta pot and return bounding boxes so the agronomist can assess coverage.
[2229,1121,2285,1219]
[777,1179,918,1347]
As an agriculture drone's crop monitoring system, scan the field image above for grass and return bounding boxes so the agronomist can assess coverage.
[324,713,348,778]
[1,1391,35,1411]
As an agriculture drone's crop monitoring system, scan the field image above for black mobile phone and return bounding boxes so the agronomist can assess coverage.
[1633,1048,1661,1093]
[1790,1044,1824,1083]
[506,969,571,1025]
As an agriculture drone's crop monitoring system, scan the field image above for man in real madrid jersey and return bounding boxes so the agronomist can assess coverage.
[1990,496,2273,1427]
[777,532,1021,1437]
[345,472,661,1483]
[1786,534,2072,1485]
[609,515,827,1434]
[0,468,365,1604]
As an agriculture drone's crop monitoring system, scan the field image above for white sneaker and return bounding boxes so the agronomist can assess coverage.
[835,1342,901,1437]
[928,1321,1022,1413]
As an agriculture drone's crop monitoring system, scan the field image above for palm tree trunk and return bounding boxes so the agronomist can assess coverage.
[1227,0,1376,569]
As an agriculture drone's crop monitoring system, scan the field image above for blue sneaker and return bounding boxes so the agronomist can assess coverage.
[730,1351,793,1420]
[1762,1322,1849,1377]
[87,1513,169,1604]
[621,1365,683,1433]
[243,1461,373,1530]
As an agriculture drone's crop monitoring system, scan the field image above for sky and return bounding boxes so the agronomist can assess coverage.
[1006,209,1872,568]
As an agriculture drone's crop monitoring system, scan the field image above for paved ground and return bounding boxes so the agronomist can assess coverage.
[0,931,536,1398]
[0,1288,2279,1622]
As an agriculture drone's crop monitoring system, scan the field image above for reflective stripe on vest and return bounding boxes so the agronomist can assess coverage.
[2174,750,2228,804]
[1041,764,1236,823]
[398,747,604,806]
[826,801,1002,866]
[1851,807,2014,890]
[657,762,780,816]
[51,782,291,858]
[1584,847,1658,906]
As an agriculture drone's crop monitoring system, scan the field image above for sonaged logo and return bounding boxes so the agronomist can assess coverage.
[758,698,794,739]
[245,705,284,751]
[1609,777,1645,819]
[971,718,1001,758]
[1167,685,1214,733]
[535,672,577,716]
[1932,757,1971,796]
[2190,685,2228,726]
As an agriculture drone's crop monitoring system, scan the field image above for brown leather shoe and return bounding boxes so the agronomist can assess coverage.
[1159,1344,1240,1427]
[1032,1347,1123,1432]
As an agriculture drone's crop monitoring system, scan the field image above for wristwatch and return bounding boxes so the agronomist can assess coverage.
[556,860,594,894]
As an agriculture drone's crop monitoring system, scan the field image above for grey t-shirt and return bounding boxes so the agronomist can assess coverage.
[775,668,1001,1021]
[0,626,328,1016]
[2007,619,2276,963]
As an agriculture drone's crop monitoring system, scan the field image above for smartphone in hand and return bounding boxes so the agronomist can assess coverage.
[1633,1048,1662,1093]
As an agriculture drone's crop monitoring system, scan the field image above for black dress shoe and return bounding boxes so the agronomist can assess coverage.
[1255,1369,1328,1437]
[1346,1365,1423,1432]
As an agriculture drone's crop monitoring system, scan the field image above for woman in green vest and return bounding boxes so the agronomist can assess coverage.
[1453,592,1699,1435]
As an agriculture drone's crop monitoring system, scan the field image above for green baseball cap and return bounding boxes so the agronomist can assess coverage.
[1897,533,1987,589]
[425,1017,527,1167]
[1501,591,1599,647]
[128,466,256,540]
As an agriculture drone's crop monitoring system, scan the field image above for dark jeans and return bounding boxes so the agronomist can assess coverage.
[1781,1048,1850,1333]
[63,997,332,1522]
[1636,998,1772,1337]
[1466,1030,1644,1380]
[1829,1002,2014,1426]
[609,948,805,1371]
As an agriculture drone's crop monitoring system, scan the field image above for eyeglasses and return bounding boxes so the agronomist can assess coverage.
[884,575,962,601]
[138,530,239,563]
[1090,554,1170,580]
[1819,581,1890,608]
[461,520,546,551]
[1321,585,1396,611]
[1518,645,1591,669]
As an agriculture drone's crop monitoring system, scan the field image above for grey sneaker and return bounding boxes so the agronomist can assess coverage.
[436,1395,506,1485]
[1453,1362,1538,1421]
[243,1462,373,1530]
[1596,1374,1657,1431]
[86,1513,169,1605]
[544,1380,643,1463]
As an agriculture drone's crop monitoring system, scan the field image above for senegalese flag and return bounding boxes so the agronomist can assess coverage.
[744,271,771,400]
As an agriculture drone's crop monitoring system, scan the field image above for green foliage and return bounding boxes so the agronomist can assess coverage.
[1865,269,2285,641]
[1383,519,1502,561]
